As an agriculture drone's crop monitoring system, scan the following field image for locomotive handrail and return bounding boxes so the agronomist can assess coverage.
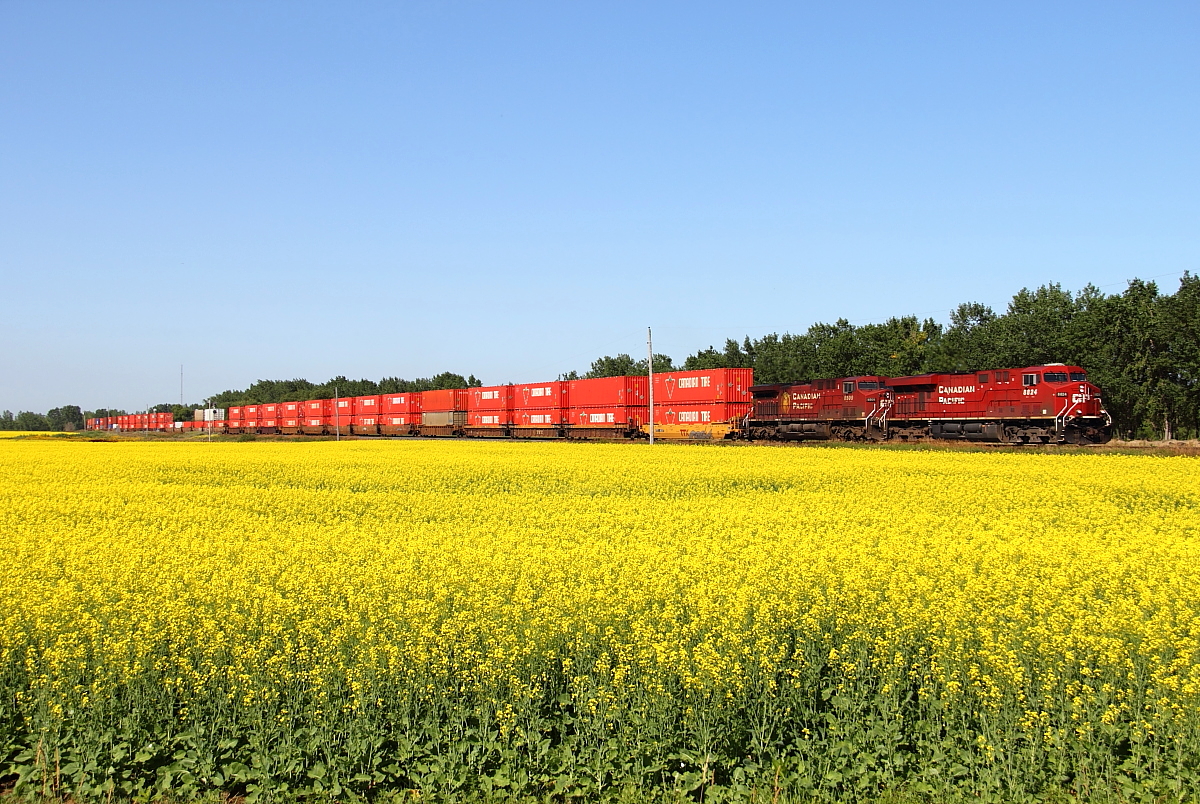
[1054,388,1089,435]
[864,391,893,436]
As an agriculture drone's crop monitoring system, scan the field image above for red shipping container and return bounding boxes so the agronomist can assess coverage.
[382,414,418,427]
[354,395,382,415]
[652,402,752,426]
[261,403,280,416]
[304,399,333,416]
[381,393,422,414]
[422,388,469,412]
[280,401,303,416]
[568,376,648,408]
[260,418,278,429]
[512,381,569,409]
[330,397,354,424]
[568,405,647,428]
[468,410,511,428]
[281,417,301,429]
[229,406,244,420]
[351,415,380,426]
[514,408,568,427]
[243,405,262,420]
[469,385,513,412]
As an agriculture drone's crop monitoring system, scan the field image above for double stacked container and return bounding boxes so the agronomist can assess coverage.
[279,401,303,434]
[648,368,753,439]
[421,389,468,435]
[466,385,513,436]
[227,406,244,433]
[381,392,421,435]
[567,376,649,437]
[512,381,569,437]
[301,399,334,435]
[330,397,354,434]
[257,403,279,433]
[351,395,382,435]
[242,404,262,434]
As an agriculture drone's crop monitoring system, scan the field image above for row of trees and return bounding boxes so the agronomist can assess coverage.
[576,276,1197,439]
[202,372,483,411]
[0,406,86,431]
[669,276,1197,440]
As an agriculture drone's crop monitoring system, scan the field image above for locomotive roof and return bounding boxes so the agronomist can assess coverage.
[749,375,886,392]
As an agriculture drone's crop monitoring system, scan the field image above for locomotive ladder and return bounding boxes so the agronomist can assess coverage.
[1053,387,1090,437]
[865,392,894,438]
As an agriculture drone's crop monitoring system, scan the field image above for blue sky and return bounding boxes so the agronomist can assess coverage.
[2,2,1197,412]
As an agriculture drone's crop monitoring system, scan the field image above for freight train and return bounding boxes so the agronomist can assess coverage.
[87,363,1113,445]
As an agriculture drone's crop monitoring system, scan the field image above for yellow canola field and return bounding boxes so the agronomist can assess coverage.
[1,438,1198,800]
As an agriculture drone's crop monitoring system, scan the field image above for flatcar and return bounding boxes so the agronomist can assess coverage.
[744,364,1111,444]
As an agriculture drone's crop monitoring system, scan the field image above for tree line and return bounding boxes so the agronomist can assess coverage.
[0,406,87,432]
[202,372,483,410]
[576,276,1198,439]
[7,275,1195,440]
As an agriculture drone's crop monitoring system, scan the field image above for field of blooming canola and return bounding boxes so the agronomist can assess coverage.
[1,438,1199,802]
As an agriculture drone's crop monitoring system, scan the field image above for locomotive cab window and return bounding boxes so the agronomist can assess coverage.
[1022,373,1040,386]
[842,381,854,395]
[977,373,989,384]
[1070,372,1087,382]
[1043,372,1068,383]
[857,381,879,391]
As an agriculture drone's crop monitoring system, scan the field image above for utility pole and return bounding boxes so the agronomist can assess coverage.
[647,327,654,445]
[334,385,340,441]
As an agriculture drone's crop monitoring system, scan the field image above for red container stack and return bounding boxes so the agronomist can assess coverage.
[649,369,753,438]
[467,385,513,431]
[421,389,468,431]
[331,397,354,426]
[567,376,648,432]
[280,402,302,434]
[301,399,332,434]
[512,380,569,432]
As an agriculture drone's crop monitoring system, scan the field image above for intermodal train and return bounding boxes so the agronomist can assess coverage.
[87,363,1113,445]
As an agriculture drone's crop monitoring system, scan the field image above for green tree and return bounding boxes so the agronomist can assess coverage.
[1160,273,1200,437]
[14,411,50,431]
[583,353,674,378]
[991,283,1080,368]
[46,405,85,431]
[682,338,753,370]
[585,354,639,378]
[428,372,473,390]
[930,302,999,371]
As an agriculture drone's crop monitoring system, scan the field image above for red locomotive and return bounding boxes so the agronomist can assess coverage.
[745,364,1111,444]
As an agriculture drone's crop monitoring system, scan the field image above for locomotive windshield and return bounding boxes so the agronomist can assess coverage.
[1043,372,1069,383]
[1070,371,1087,382]
[857,381,879,391]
